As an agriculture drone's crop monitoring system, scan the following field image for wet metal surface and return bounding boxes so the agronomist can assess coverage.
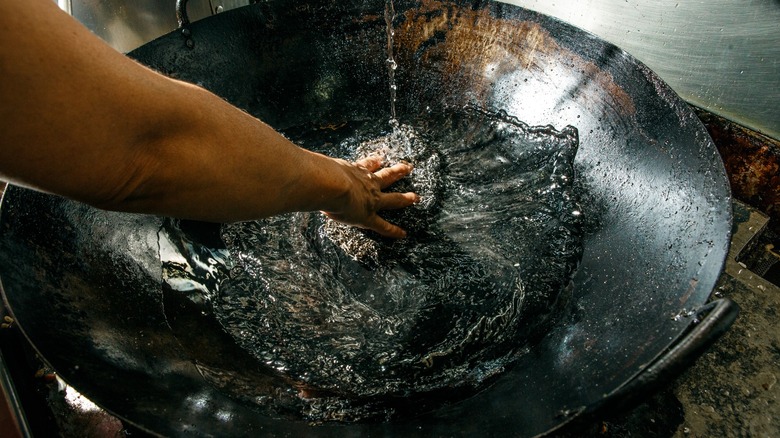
[588,202,780,438]
[502,0,780,141]
[0,1,737,436]
[64,0,780,140]
[160,112,583,421]
[671,203,779,437]
[0,198,773,437]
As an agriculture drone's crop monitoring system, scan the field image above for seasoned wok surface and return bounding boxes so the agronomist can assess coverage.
[0,0,731,436]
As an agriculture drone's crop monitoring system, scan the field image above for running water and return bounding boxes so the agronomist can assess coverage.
[385,0,398,122]
[161,107,583,422]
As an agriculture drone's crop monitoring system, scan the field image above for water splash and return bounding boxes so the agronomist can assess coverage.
[161,107,583,421]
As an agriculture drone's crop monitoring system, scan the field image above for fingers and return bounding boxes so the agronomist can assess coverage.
[354,157,413,189]
[323,211,408,239]
[374,161,413,189]
[367,215,408,239]
[326,156,418,239]
[354,155,384,172]
[379,191,419,210]
[355,192,418,238]
[372,192,418,238]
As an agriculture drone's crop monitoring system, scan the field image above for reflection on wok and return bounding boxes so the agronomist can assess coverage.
[0,0,735,436]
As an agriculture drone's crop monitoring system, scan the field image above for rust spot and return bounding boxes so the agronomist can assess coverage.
[319,121,348,131]
[680,277,699,305]
[696,108,780,231]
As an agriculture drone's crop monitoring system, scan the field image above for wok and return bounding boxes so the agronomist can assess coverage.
[0,0,737,436]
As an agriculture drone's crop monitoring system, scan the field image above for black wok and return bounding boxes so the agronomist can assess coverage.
[0,0,737,436]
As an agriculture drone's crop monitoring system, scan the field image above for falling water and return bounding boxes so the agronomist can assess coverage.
[385,0,398,122]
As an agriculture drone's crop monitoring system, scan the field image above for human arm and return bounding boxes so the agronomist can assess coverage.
[0,0,417,238]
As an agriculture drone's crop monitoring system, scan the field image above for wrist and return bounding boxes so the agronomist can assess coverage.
[293,151,354,214]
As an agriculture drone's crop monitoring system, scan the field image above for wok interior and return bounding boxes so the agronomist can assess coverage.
[158,107,584,421]
[0,0,731,436]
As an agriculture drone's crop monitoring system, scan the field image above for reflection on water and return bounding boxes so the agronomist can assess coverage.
[161,107,583,421]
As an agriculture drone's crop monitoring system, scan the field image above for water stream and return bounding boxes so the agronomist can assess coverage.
[385,0,398,122]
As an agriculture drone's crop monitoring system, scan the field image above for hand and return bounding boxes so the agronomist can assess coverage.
[322,156,419,239]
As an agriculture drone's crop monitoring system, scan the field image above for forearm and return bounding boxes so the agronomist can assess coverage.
[1,1,416,237]
[116,83,356,222]
[0,1,349,221]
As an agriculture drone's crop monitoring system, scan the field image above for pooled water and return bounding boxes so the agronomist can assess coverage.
[161,107,583,422]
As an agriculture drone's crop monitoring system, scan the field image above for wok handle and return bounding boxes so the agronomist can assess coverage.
[604,298,739,415]
[555,298,739,434]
